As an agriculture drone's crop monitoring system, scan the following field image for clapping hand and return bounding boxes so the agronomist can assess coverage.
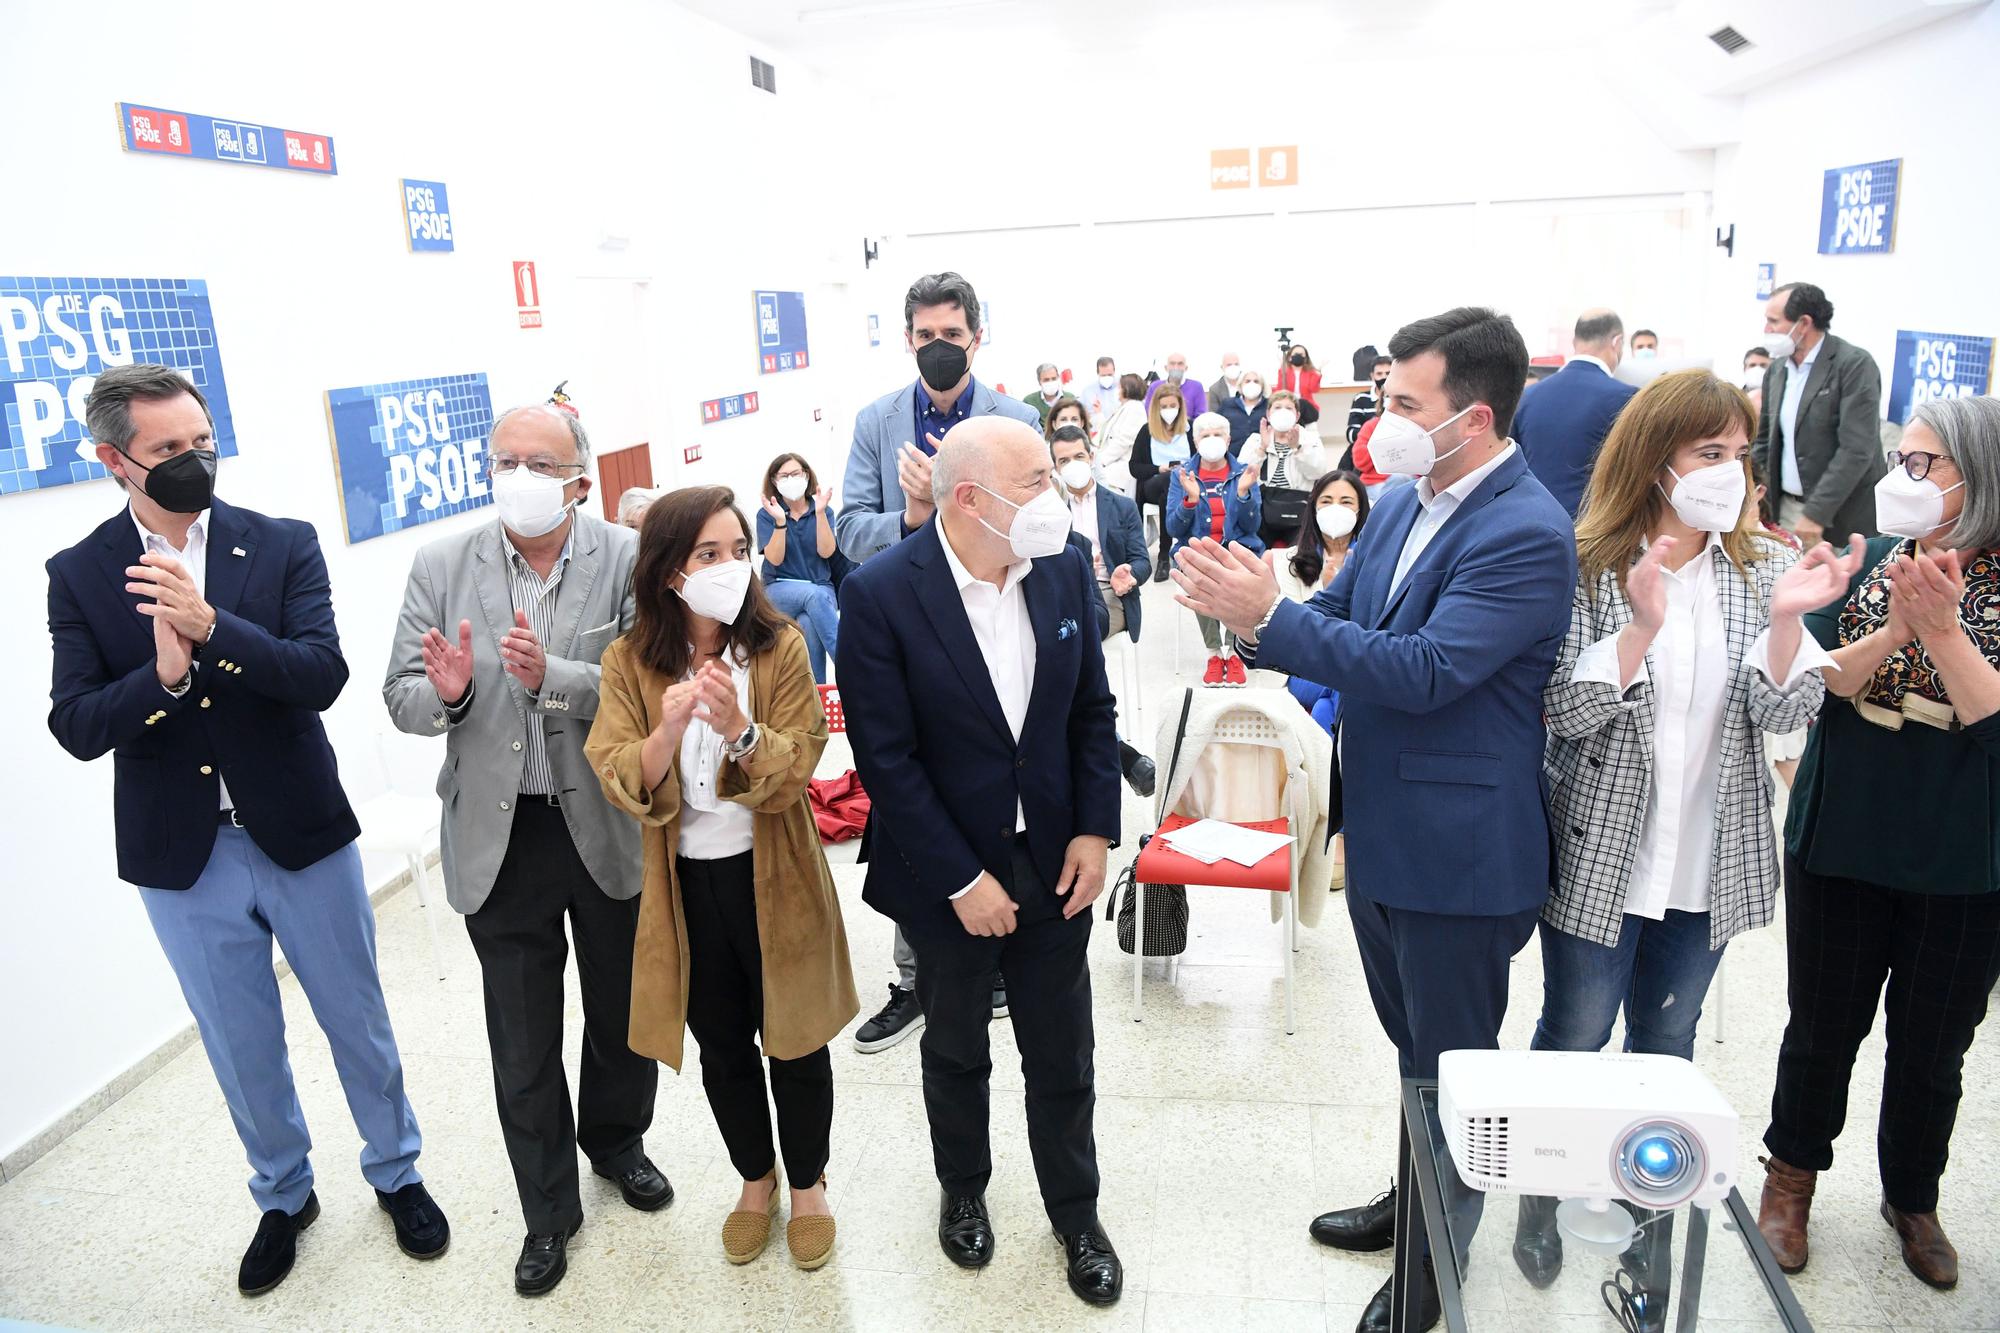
[1625,536,1677,635]
[498,609,547,693]
[127,553,214,642]
[815,485,833,511]
[899,441,937,525]
[654,679,701,746]
[1172,537,1280,637]
[1888,548,1967,642]
[422,619,476,705]
[691,660,749,738]
[153,608,193,688]
[1109,564,1136,596]
[1179,468,1201,502]
[761,495,788,526]
[1770,536,1866,621]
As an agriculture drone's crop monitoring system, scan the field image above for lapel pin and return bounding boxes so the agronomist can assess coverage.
[1056,617,1077,640]
[231,547,246,557]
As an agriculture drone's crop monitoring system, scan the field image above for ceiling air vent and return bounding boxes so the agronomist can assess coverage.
[1707,25,1752,55]
[750,56,777,93]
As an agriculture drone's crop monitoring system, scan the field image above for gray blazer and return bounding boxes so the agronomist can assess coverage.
[1541,540,1825,950]
[834,377,1043,563]
[382,513,640,914]
[1751,332,1885,538]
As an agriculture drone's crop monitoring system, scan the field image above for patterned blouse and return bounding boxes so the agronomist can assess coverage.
[1838,540,2000,711]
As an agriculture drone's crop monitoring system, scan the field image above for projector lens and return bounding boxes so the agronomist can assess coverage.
[1634,1135,1681,1183]
[1614,1122,1702,1207]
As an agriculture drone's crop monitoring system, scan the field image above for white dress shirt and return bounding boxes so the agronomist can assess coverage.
[1390,443,1518,596]
[1065,483,1109,584]
[1567,353,1612,376]
[133,508,230,811]
[1778,336,1824,497]
[676,650,756,861]
[1571,535,1834,918]
[938,520,1036,894]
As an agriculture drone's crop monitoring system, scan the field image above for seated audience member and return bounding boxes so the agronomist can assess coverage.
[586,485,858,1272]
[1053,424,1157,796]
[1043,395,1090,444]
[1276,343,1322,425]
[1743,345,1773,412]
[1078,356,1120,424]
[619,486,660,529]
[1216,365,1269,452]
[1517,370,1842,1307]
[1242,387,1329,548]
[1145,351,1207,417]
[1167,411,1262,685]
[1093,373,1148,490]
[1756,397,2000,1293]
[1129,380,1194,581]
[1347,353,1392,446]
[755,454,842,684]
[1024,362,1068,425]
[1208,351,1244,409]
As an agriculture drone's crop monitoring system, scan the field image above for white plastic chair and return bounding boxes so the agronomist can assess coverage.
[353,735,448,981]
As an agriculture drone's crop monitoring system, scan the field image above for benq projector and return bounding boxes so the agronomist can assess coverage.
[1437,1050,1738,1210]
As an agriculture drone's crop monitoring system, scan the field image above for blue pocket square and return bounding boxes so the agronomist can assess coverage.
[1056,617,1078,640]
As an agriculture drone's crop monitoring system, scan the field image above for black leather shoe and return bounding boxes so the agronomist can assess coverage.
[1357,1258,1440,1333]
[853,984,924,1053]
[1055,1226,1124,1305]
[376,1182,450,1259]
[1310,1185,1396,1252]
[1512,1193,1562,1288]
[515,1219,582,1296]
[238,1191,319,1296]
[991,981,1009,1019]
[1119,743,1158,798]
[938,1192,994,1268]
[1152,563,1172,584]
[593,1155,674,1212]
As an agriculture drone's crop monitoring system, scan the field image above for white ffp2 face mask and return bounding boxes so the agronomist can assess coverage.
[1058,459,1094,491]
[1875,468,1964,540]
[493,468,578,538]
[1659,460,1748,532]
[675,559,754,624]
[975,483,1073,559]
[1159,405,1180,425]
[1316,505,1357,540]
[1196,437,1230,464]
[1268,407,1297,432]
[775,475,809,501]
[1368,404,1476,477]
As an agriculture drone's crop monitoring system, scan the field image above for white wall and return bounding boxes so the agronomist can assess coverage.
[1700,2,2000,394]
[0,0,866,1162]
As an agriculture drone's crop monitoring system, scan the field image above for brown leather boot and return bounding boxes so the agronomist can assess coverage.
[1755,1154,1815,1274]
[1882,1202,1959,1290]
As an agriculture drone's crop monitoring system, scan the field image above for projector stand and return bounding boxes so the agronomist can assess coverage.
[1676,1204,1709,1333]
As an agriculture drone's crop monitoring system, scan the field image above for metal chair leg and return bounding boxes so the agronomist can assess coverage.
[1132,879,1145,1021]
[1711,953,1727,1043]
[409,852,447,981]
[1282,892,1298,1035]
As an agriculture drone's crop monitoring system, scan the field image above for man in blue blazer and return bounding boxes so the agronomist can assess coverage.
[837,418,1126,1306]
[45,365,446,1297]
[1175,309,1576,1333]
[1512,308,1638,519]
[838,271,1043,1053]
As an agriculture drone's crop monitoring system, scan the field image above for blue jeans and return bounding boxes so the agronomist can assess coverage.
[766,578,839,682]
[1531,911,1726,1062]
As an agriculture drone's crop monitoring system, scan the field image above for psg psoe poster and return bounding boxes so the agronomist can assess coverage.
[755,290,809,373]
[1817,158,1900,255]
[325,372,494,543]
[1887,331,1994,425]
[117,103,336,175]
[0,276,236,497]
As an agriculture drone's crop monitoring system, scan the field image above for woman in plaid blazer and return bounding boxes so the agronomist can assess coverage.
[1512,371,1855,1295]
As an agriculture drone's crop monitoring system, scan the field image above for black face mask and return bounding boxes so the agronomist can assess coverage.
[120,446,217,514]
[1373,375,1389,392]
[1289,352,1307,367]
[915,338,969,393]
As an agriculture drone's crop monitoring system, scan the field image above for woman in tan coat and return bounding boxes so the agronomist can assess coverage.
[586,485,858,1271]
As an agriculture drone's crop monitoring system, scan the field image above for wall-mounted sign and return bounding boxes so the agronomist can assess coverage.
[1818,158,1901,255]
[1210,148,1251,190]
[755,291,809,373]
[1212,146,1298,190]
[117,102,335,174]
[700,391,761,424]
[1756,263,1776,299]
[403,180,454,252]
[1259,145,1298,187]
[980,300,993,346]
[684,442,703,463]
[514,261,541,329]
[0,276,236,498]
[1887,330,1993,425]
[867,313,880,347]
[325,371,494,543]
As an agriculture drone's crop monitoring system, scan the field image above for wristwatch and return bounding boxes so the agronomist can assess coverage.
[1246,595,1283,646]
[725,723,759,759]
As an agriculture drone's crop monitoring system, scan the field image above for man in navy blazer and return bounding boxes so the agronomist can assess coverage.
[45,365,446,1297]
[1175,309,1576,1333]
[837,418,1126,1306]
[1513,308,1638,519]
[837,271,1043,1052]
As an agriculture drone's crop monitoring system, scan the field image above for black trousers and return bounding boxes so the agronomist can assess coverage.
[678,851,834,1186]
[1765,853,2000,1212]
[1136,472,1173,573]
[463,802,658,1232]
[908,842,1100,1234]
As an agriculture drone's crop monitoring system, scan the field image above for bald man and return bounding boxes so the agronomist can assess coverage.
[836,418,1125,1306]
[1513,307,1639,518]
[1145,350,1207,417]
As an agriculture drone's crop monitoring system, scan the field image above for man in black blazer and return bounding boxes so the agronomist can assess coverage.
[1512,308,1638,519]
[45,365,446,1296]
[1752,281,1885,545]
[836,417,1125,1306]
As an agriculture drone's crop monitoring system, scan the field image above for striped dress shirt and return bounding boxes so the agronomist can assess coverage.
[507,529,573,797]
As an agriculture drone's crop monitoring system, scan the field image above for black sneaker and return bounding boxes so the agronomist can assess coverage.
[992,981,1009,1019]
[853,984,924,1053]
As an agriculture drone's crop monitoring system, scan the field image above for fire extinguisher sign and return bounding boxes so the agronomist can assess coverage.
[514,261,542,329]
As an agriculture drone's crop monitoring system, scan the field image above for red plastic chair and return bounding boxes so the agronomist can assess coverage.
[817,683,845,734]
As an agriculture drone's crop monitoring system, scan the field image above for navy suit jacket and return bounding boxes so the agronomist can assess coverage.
[835,520,1122,935]
[1249,448,1575,917]
[1513,360,1637,519]
[1088,486,1151,640]
[47,498,359,891]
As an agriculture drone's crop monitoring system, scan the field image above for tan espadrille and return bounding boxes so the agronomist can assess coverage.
[786,1176,836,1270]
[721,1170,781,1265]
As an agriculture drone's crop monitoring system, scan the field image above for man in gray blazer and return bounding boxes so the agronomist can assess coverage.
[837,271,1043,1055]
[1752,282,1885,545]
[383,402,665,1298]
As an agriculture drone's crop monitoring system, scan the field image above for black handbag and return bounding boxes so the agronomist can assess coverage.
[1260,484,1310,542]
[1107,688,1195,956]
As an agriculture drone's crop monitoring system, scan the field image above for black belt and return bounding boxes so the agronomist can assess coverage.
[218,808,245,827]
[518,793,562,807]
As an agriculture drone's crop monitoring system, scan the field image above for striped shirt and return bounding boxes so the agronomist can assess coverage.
[507,528,574,796]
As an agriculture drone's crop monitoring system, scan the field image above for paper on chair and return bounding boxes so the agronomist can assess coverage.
[1160,818,1294,868]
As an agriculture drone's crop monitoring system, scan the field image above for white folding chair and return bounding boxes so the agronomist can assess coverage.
[353,734,448,980]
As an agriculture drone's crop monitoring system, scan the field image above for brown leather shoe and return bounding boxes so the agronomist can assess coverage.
[1755,1154,1815,1274]
[1881,1202,1959,1290]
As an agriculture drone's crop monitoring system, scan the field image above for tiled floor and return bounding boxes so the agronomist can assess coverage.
[2,580,1994,1331]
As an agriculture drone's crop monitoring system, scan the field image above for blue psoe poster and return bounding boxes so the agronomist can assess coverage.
[0,276,236,497]
[755,290,809,373]
[1818,159,1900,255]
[325,372,494,543]
[402,180,454,252]
[1887,331,1993,425]
[117,103,335,175]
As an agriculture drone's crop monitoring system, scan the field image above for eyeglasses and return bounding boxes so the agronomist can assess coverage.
[1887,449,1956,482]
[487,455,585,479]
